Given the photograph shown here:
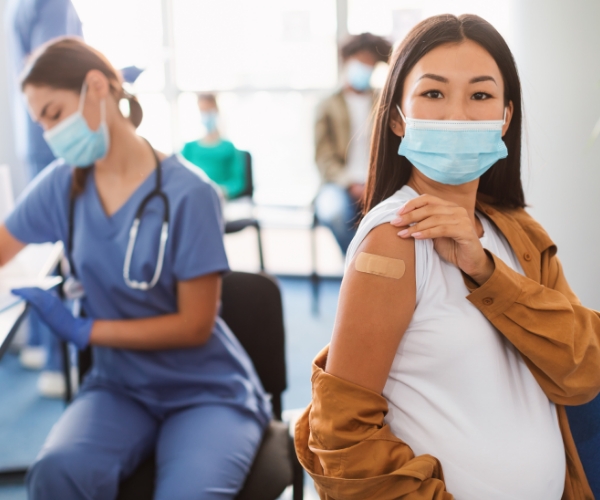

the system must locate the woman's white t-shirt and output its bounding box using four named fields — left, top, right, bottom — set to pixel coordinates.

left=346, top=185, right=566, bottom=500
